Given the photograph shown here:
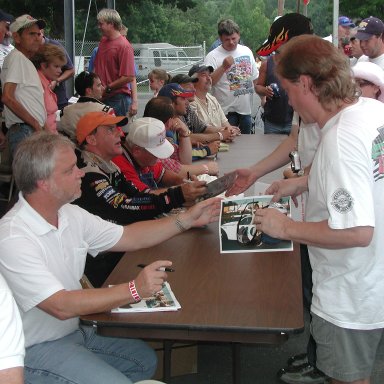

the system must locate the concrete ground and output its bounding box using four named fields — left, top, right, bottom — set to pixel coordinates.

left=168, top=309, right=384, bottom=384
